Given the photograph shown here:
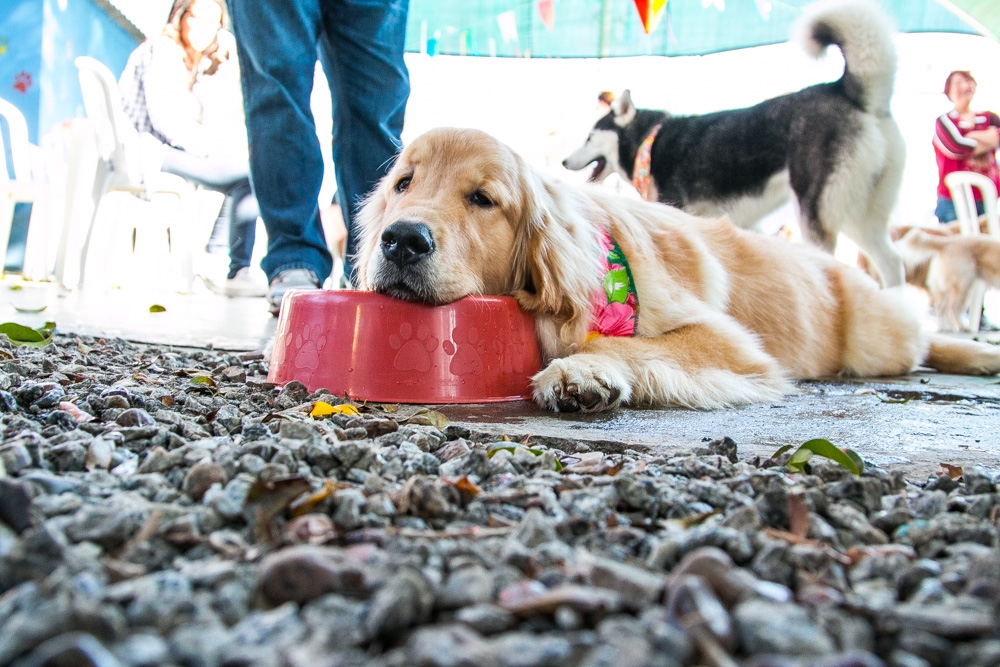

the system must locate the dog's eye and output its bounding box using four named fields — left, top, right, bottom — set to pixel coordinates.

left=469, top=190, right=494, bottom=208
left=394, top=177, right=411, bottom=193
